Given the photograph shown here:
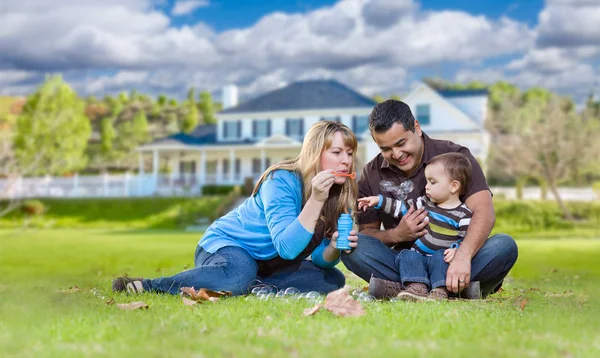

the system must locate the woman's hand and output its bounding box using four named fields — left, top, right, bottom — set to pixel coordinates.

left=310, top=169, right=336, bottom=202
left=329, top=229, right=358, bottom=253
